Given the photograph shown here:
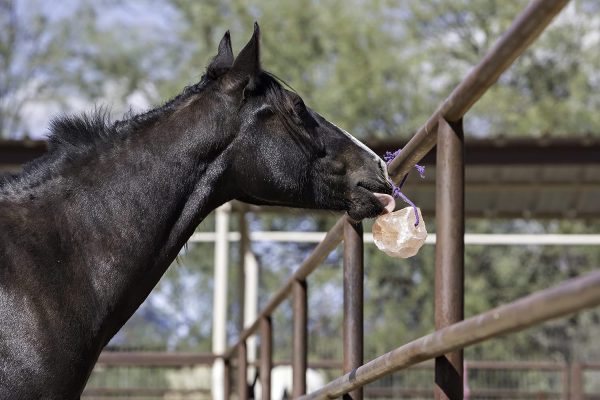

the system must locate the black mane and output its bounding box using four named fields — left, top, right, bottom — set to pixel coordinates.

left=0, top=78, right=213, bottom=193
left=48, top=78, right=211, bottom=154
left=1, top=71, right=296, bottom=193
left=45, top=71, right=293, bottom=156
